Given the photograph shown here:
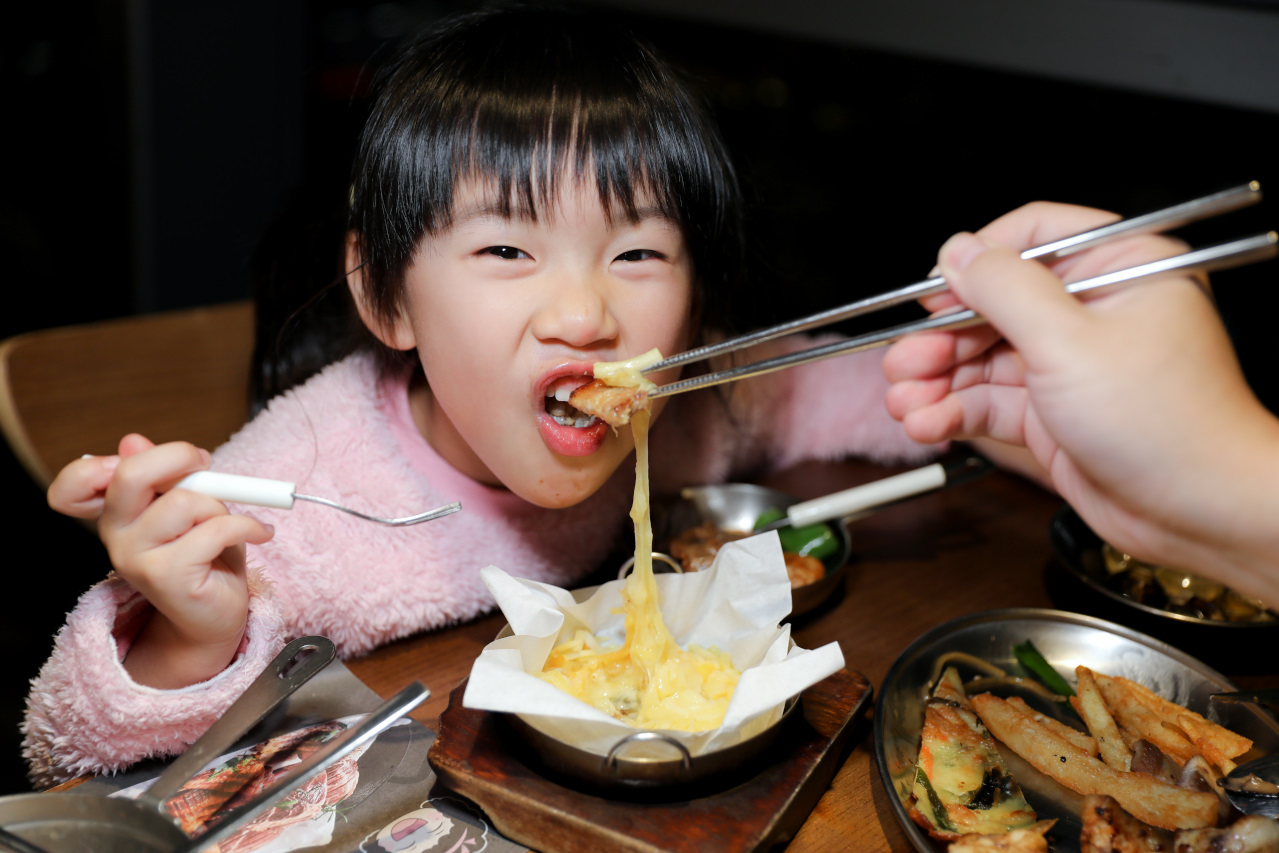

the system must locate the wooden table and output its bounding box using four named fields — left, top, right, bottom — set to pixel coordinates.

left=343, top=458, right=1274, bottom=852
